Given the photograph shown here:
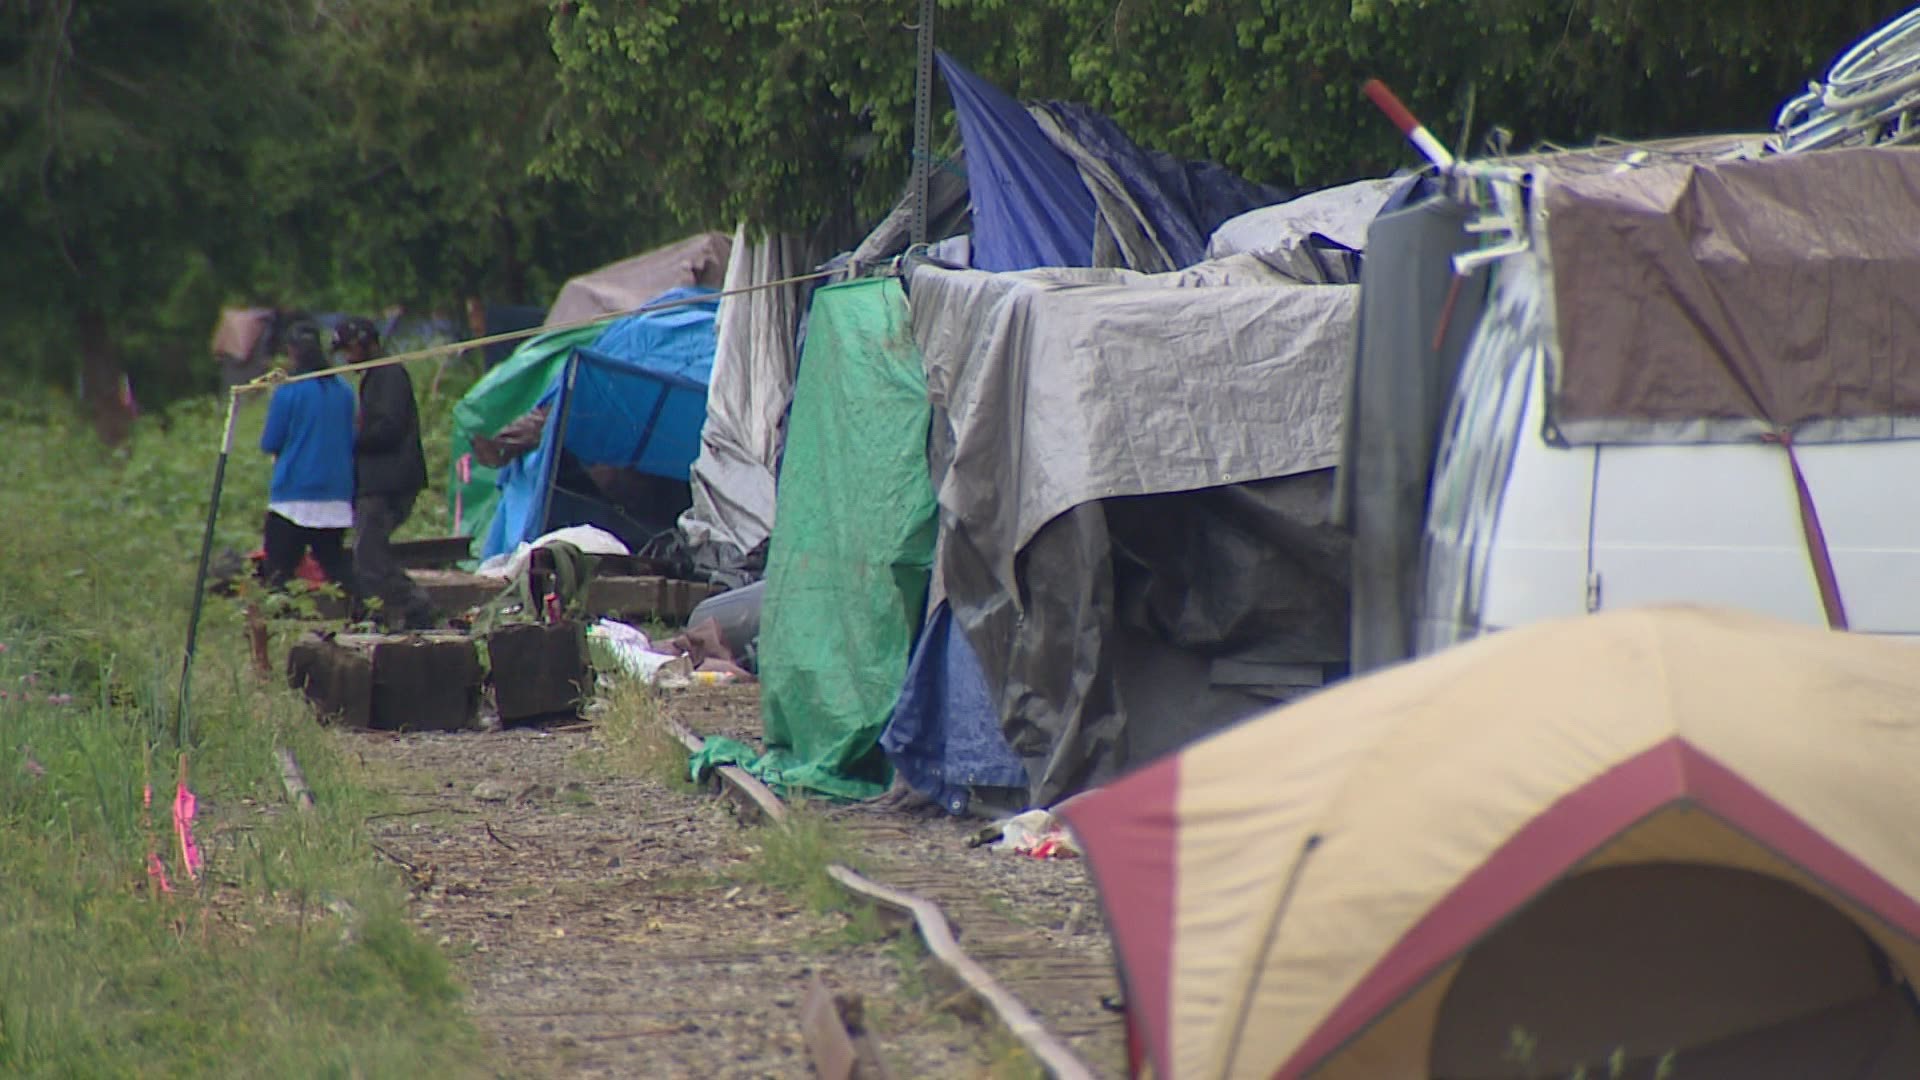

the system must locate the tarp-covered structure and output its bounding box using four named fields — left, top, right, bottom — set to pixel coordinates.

left=544, top=232, right=731, bottom=329
left=1531, top=145, right=1920, bottom=445
left=483, top=287, right=721, bottom=560
left=1063, top=605, right=1920, bottom=1079
left=906, top=260, right=1358, bottom=807
left=1329, top=136, right=1920, bottom=674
